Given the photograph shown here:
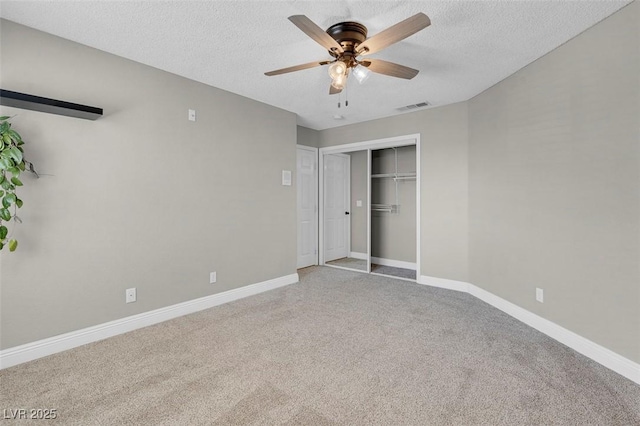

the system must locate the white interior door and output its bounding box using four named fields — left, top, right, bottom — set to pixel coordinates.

left=297, top=147, right=318, bottom=268
left=324, top=154, right=350, bottom=262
